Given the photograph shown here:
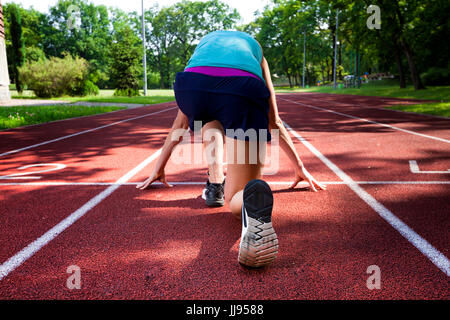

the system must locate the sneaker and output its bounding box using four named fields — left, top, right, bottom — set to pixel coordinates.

left=202, top=179, right=225, bottom=207
left=238, top=179, right=278, bottom=268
